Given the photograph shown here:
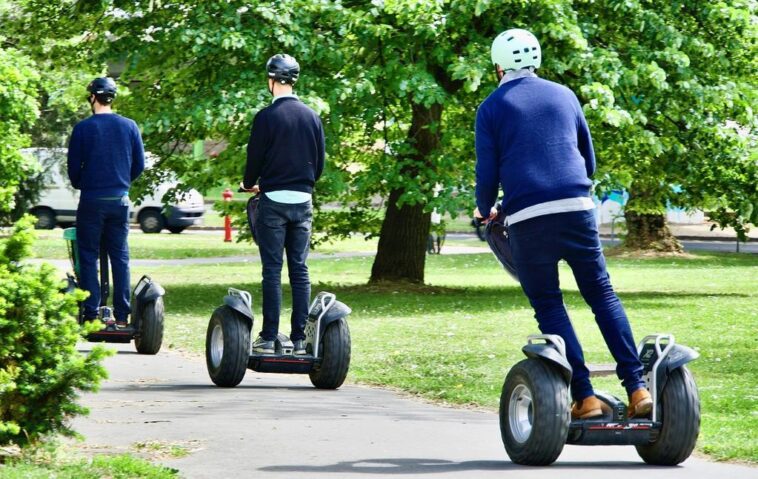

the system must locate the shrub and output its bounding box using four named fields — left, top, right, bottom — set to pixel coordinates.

left=0, top=216, right=111, bottom=446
